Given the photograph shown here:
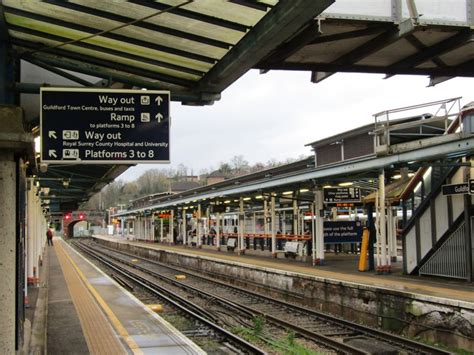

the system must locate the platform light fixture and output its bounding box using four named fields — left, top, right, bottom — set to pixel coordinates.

left=323, top=185, right=332, bottom=189
left=338, top=182, right=353, bottom=187
left=243, top=197, right=251, bottom=201
left=34, top=136, right=40, bottom=155
left=224, top=200, right=231, bottom=204
left=392, top=174, right=402, bottom=180
left=299, top=188, right=309, bottom=193
left=255, top=195, right=263, bottom=199
left=282, top=191, right=293, bottom=195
